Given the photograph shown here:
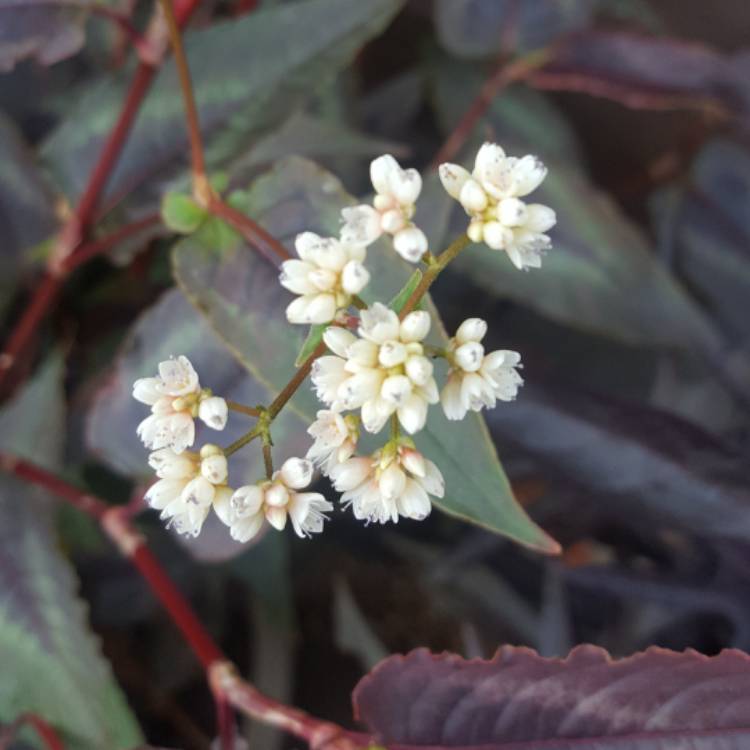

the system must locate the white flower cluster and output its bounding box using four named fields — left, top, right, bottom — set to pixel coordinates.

left=135, top=145, right=552, bottom=541
left=312, top=304, right=438, bottom=435
left=278, top=146, right=543, bottom=527
left=133, top=356, right=330, bottom=542
left=341, top=154, right=428, bottom=263
left=133, top=355, right=228, bottom=453
left=440, top=142, right=556, bottom=270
